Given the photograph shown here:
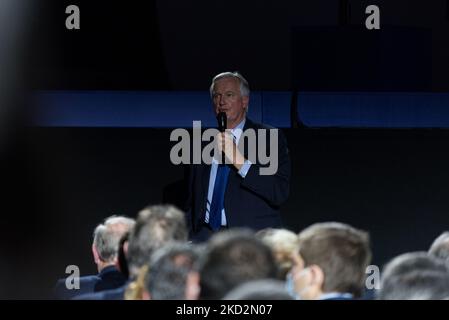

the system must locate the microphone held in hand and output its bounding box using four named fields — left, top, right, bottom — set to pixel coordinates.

left=217, top=112, right=227, bottom=132
left=217, top=112, right=227, bottom=164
